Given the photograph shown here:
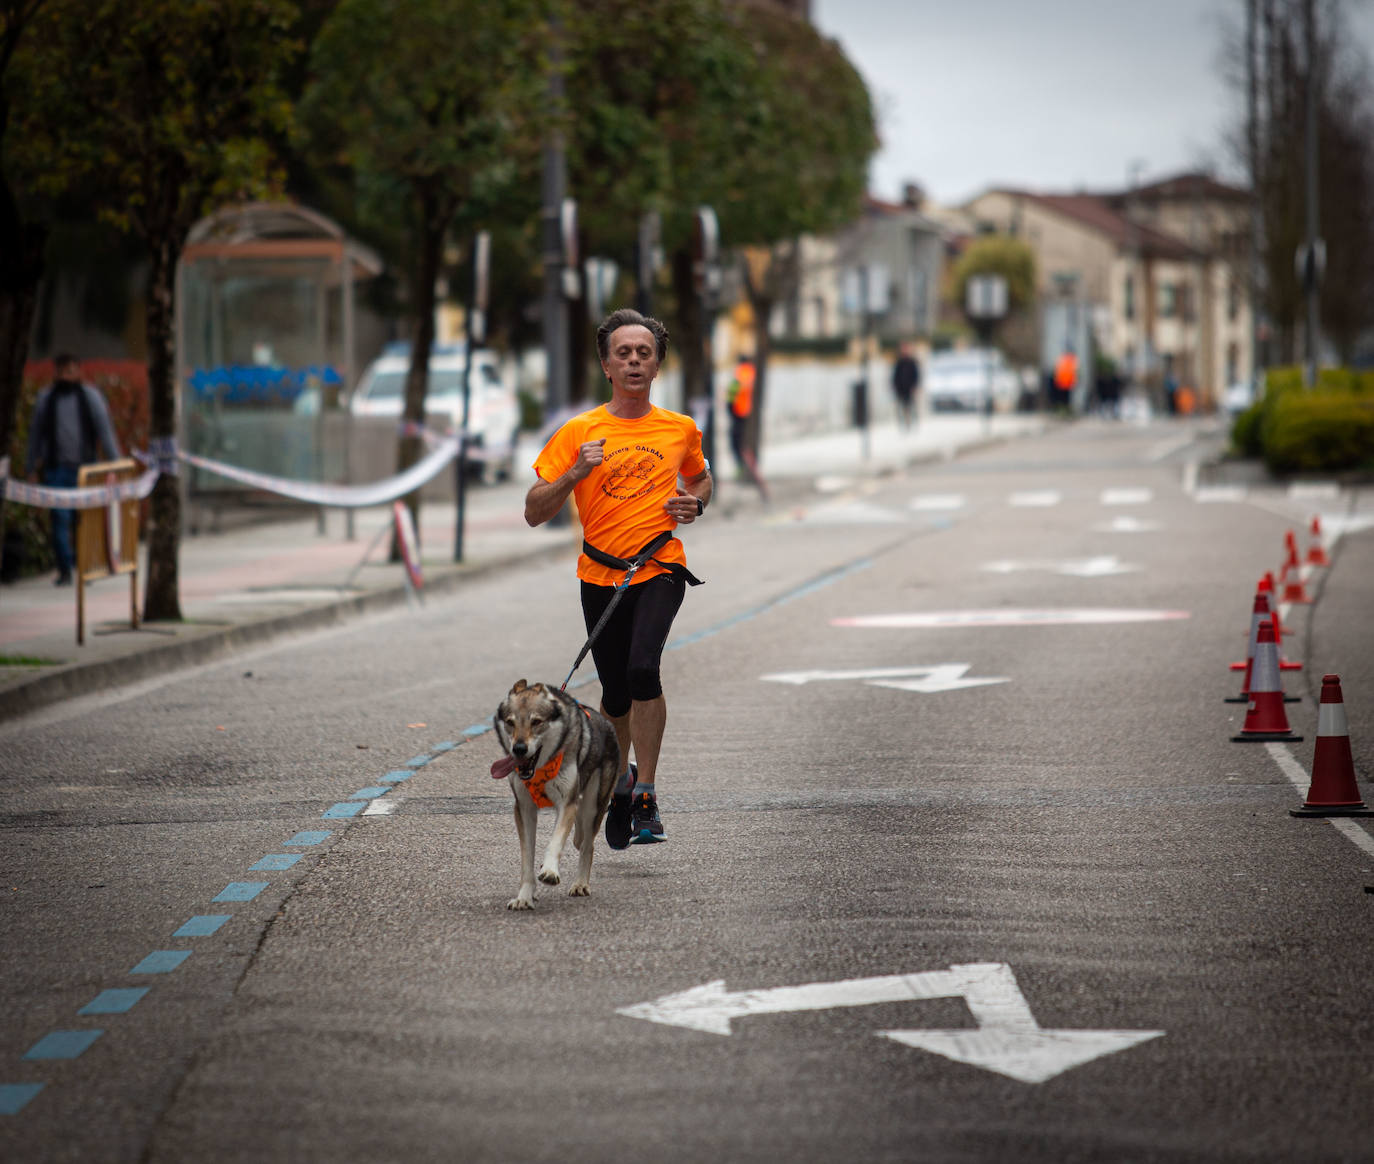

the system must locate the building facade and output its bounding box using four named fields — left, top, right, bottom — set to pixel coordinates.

left=963, top=173, right=1254, bottom=407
